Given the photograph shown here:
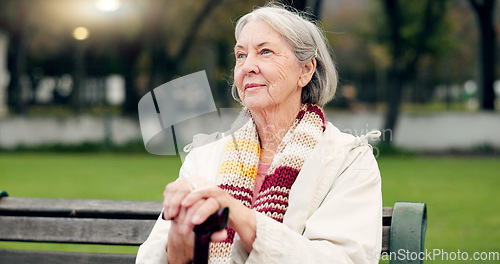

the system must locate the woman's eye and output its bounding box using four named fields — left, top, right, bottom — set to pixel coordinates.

left=236, top=53, right=246, bottom=59
left=261, top=49, right=272, bottom=55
